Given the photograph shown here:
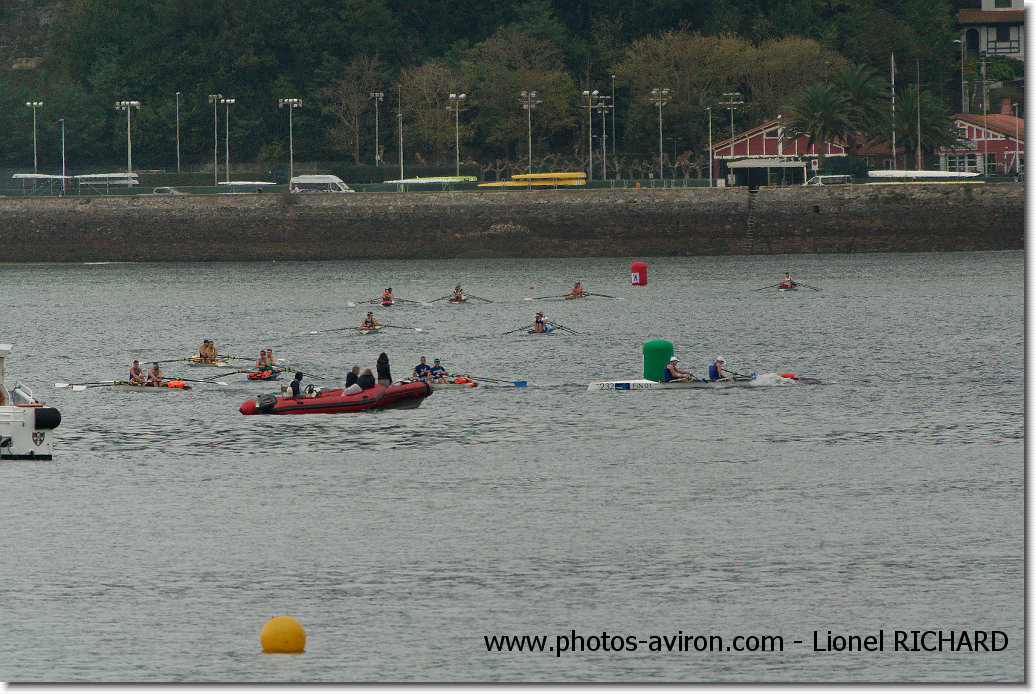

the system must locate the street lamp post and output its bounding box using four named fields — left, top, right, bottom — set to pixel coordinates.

left=649, top=88, right=670, bottom=182
left=279, top=98, right=301, bottom=182
left=59, top=118, right=65, bottom=195
left=397, top=86, right=404, bottom=182
left=114, top=100, right=141, bottom=175
left=594, top=96, right=612, bottom=181
left=175, top=91, right=181, bottom=173
left=207, top=94, right=222, bottom=184
left=611, top=74, right=616, bottom=176
left=953, top=38, right=966, bottom=113
left=220, top=97, right=235, bottom=183
left=706, top=106, right=713, bottom=188
left=581, top=89, right=599, bottom=180
left=447, top=93, right=467, bottom=176
left=518, top=90, right=541, bottom=175
left=369, top=91, right=384, bottom=165
left=720, top=92, right=744, bottom=143
left=1013, top=102, right=1020, bottom=175
left=26, top=101, right=43, bottom=174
